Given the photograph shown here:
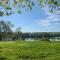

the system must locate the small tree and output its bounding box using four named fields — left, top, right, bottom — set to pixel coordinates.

left=12, top=27, right=22, bottom=40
